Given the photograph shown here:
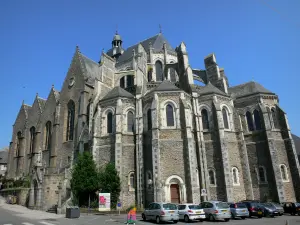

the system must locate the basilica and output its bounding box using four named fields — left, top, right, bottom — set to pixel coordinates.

left=6, top=31, right=300, bottom=211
